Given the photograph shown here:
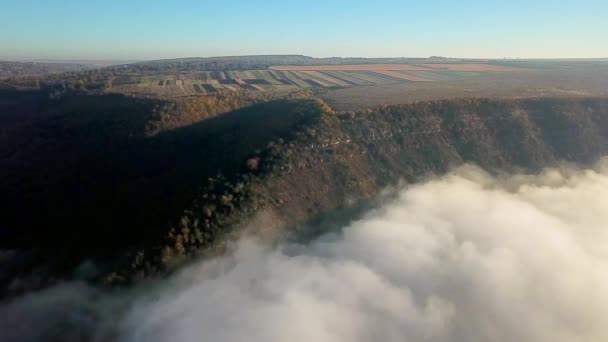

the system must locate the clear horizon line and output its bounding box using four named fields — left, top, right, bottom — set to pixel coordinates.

left=2, top=55, right=608, bottom=64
